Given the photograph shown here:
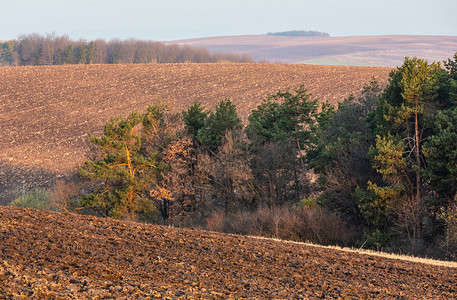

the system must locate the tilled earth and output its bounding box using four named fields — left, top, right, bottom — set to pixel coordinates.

left=0, top=63, right=391, bottom=203
left=0, top=206, right=456, bottom=299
